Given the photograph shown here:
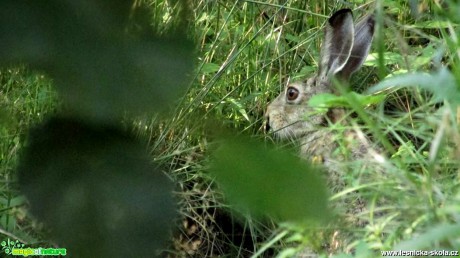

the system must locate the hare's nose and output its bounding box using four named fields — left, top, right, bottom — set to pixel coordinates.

left=265, top=116, right=271, bottom=132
